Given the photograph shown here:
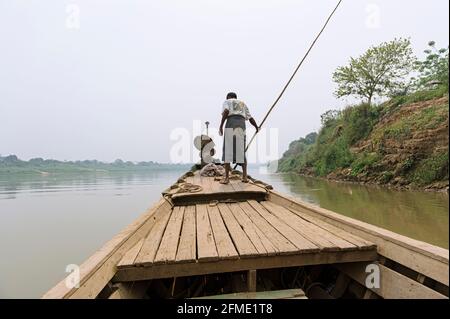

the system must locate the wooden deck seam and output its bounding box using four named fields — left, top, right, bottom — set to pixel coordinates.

left=134, top=208, right=173, bottom=266
left=247, top=200, right=320, bottom=252
left=261, top=201, right=357, bottom=252
left=123, top=200, right=376, bottom=269
left=238, top=201, right=298, bottom=255
left=285, top=206, right=376, bottom=250
left=217, top=203, right=259, bottom=257
left=197, top=204, right=219, bottom=262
